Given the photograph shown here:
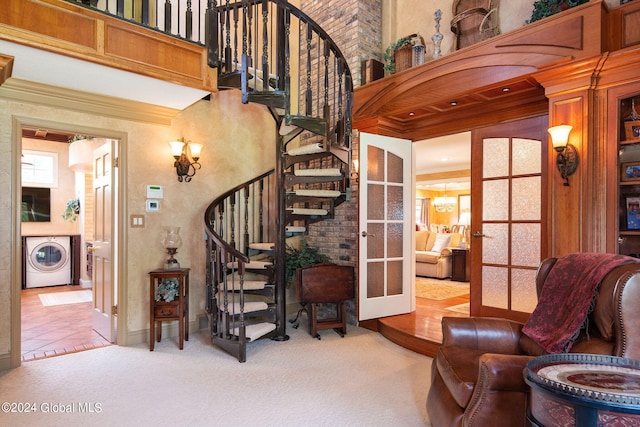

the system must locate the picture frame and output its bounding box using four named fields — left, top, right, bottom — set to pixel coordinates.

left=624, top=120, right=640, bottom=141
left=627, top=197, right=640, bottom=230
left=621, top=162, right=640, bottom=182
